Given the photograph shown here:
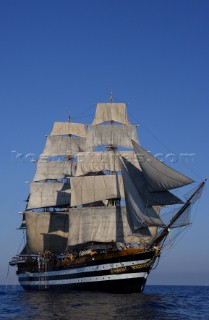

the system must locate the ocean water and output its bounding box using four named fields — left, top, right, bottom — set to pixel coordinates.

left=0, top=285, right=208, bottom=320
